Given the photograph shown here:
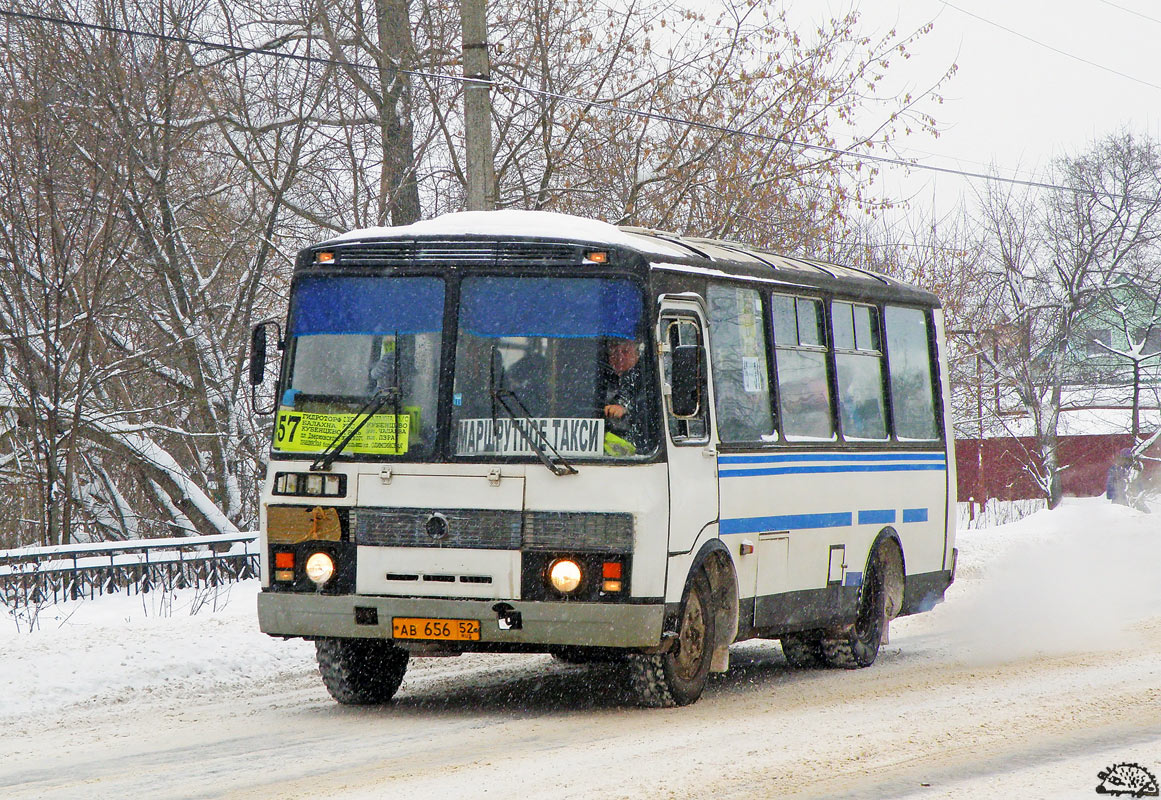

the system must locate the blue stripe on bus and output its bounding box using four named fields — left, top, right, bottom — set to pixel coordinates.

left=858, top=509, right=896, bottom=525
left=719, top=463, right=946, bottom=478
left=720, top=512, right=852, bottom=535
left=903, top=508, right=929, bottom=523
left=718, top=452, right=946, bottom=465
